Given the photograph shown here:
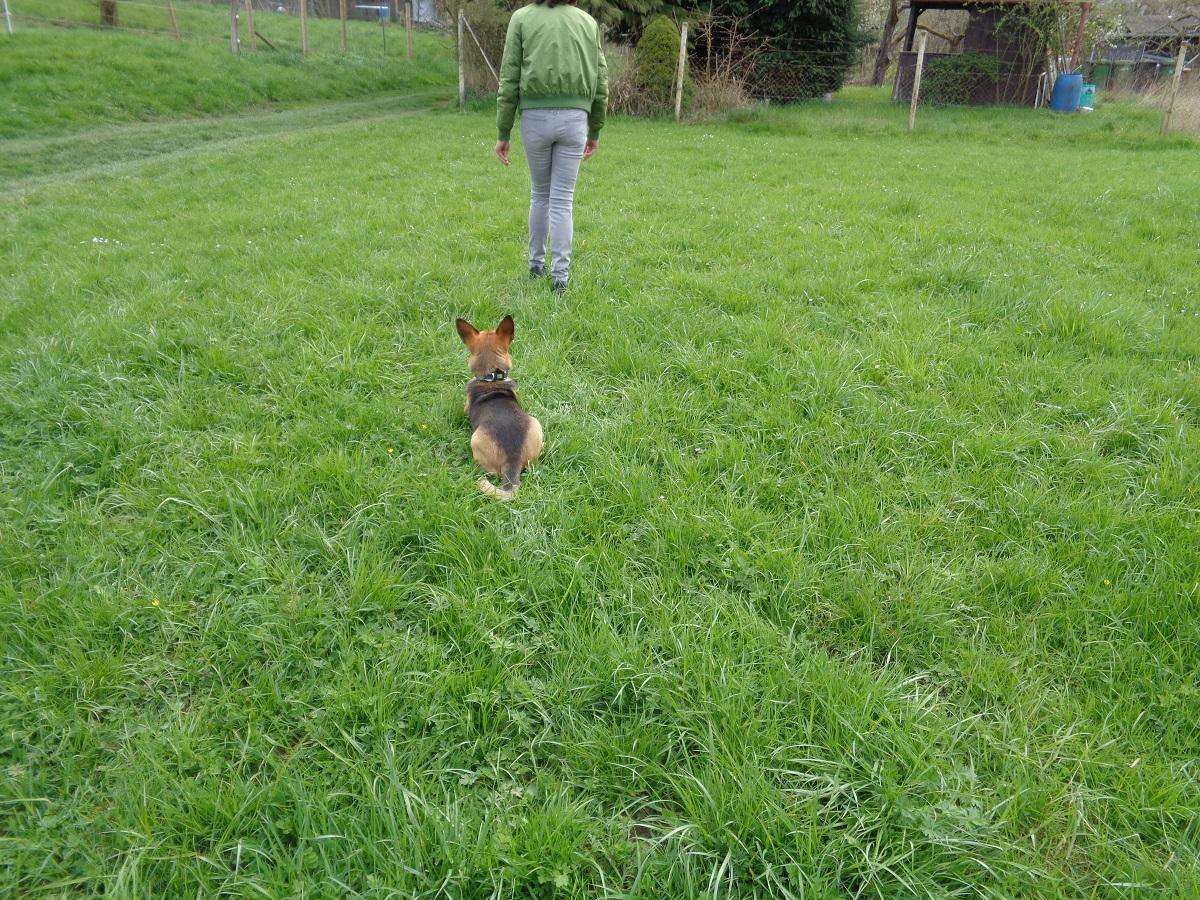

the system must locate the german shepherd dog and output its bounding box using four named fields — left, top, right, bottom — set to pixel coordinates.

left=456, top=315, right=544, bottom=500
